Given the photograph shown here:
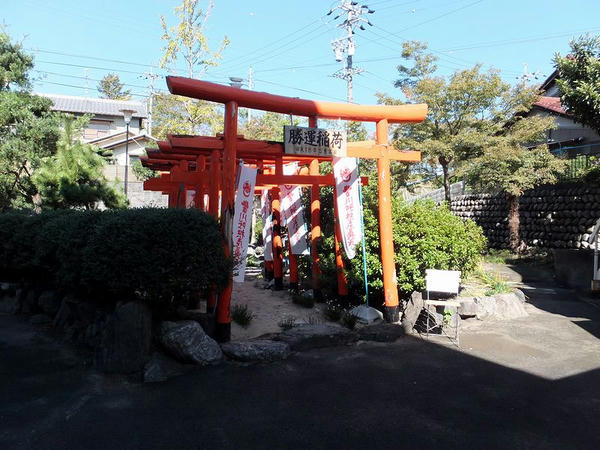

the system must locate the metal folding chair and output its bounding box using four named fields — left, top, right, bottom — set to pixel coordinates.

left=424, top=269, right=461, bottom=348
